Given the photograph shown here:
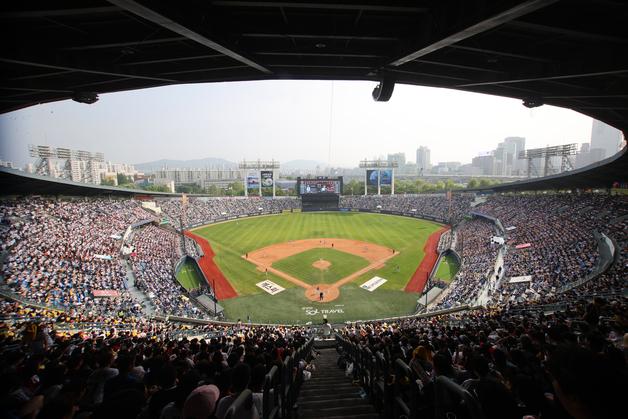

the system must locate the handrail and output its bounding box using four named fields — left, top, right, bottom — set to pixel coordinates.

left=262, top=365, right=279, bottom=419
left=224, top=389, right=254, bottom=419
